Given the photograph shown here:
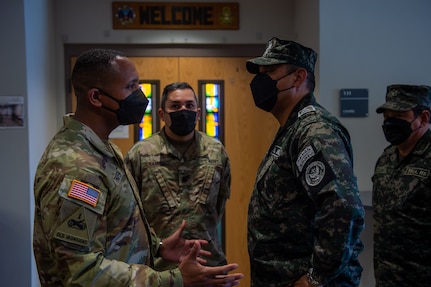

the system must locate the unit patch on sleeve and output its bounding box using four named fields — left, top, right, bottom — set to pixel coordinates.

left=296, top=145, right=315, bottom=172
left=68, top=180, right=100, bottom=207
left=305, top=161, right=326, bottom=186
left=302, top=152, right=335, bottom=193
left=54, top=206, right=91, bottom=247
